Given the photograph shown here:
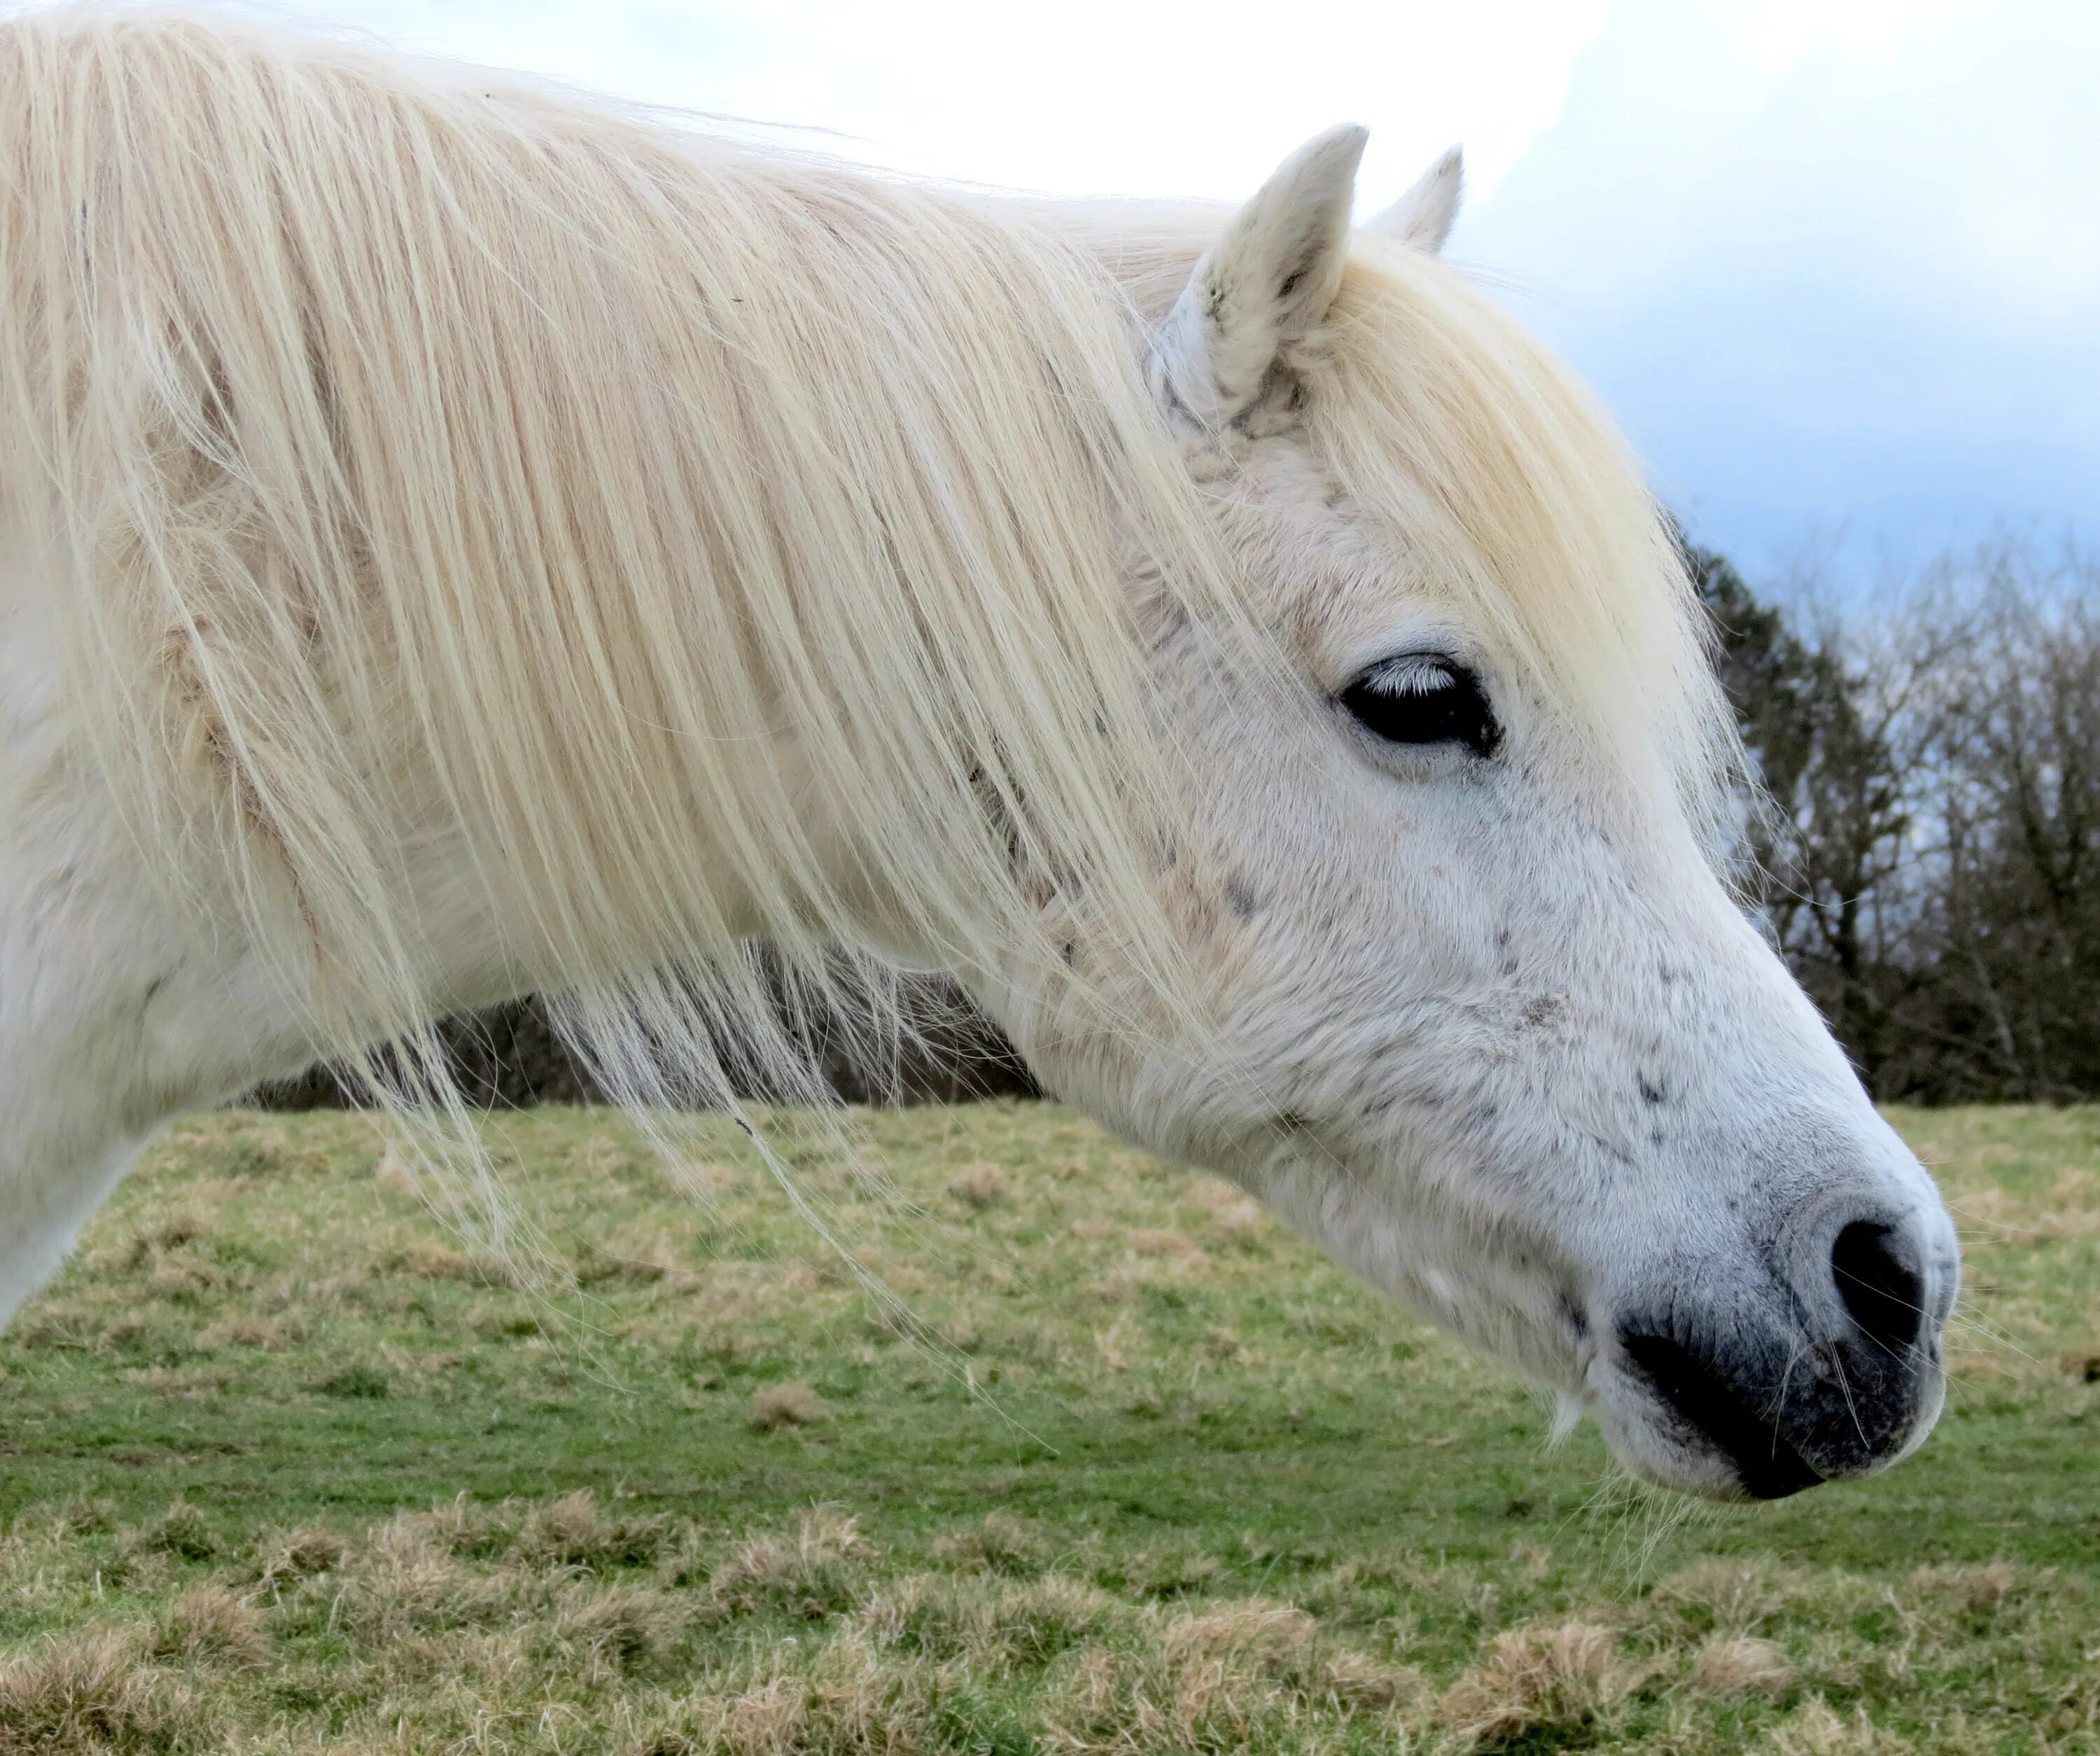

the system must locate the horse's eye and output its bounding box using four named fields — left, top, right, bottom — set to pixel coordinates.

left=1338, top=654, right=1500, bottom=758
